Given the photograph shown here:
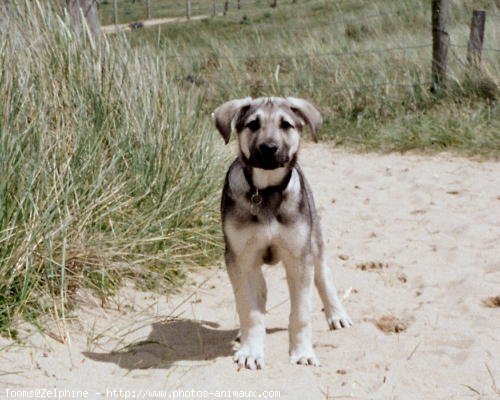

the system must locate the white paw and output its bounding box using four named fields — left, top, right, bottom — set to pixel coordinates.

left=233, top=344, right=264, bottom=370
left=290, top=348, right=320, bottom=367
left=326, top=307, right=353, bottom=330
